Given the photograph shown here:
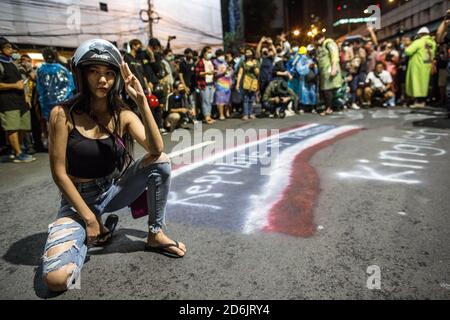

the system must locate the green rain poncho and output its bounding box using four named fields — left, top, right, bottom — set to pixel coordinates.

left=317, top=38, right=343, bottom=91
left=405, top=35, right=437, bottom=98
